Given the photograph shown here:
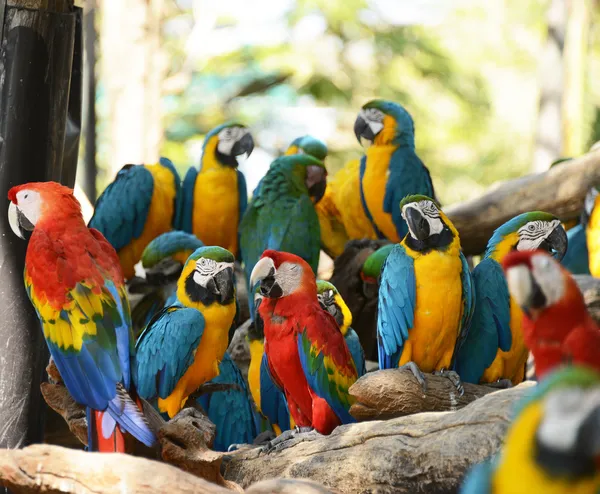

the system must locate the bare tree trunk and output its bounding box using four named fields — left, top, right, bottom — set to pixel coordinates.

left=99, top=0, right=165, bottom=180
left=532, top=0, right=567, bottom=172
